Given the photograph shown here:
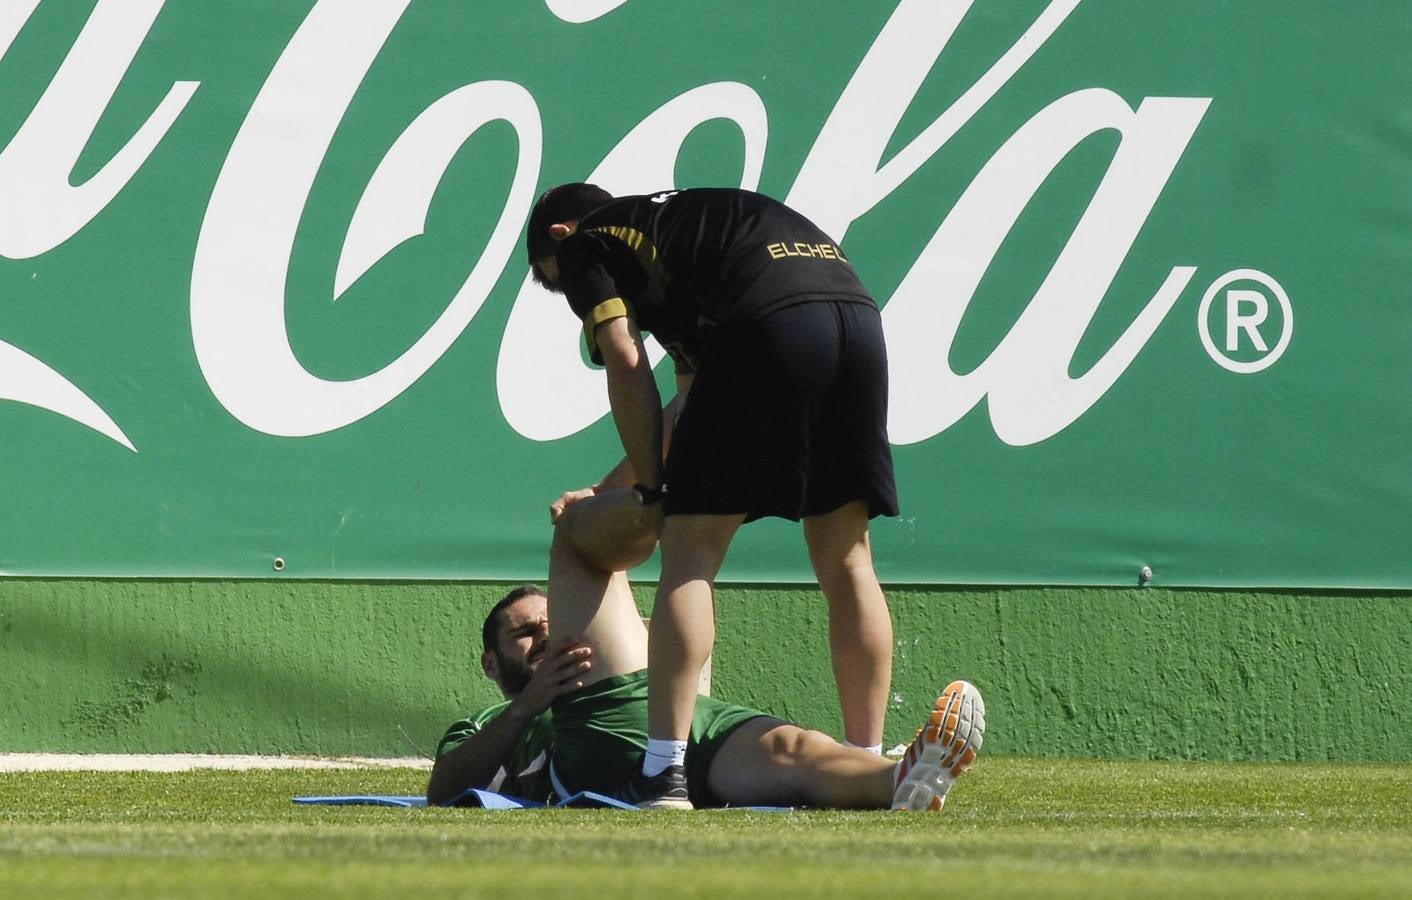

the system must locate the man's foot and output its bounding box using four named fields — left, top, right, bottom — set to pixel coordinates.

left=612, top=764, right=694, bottom=810
left=891, top=680, right=985, bottom=812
